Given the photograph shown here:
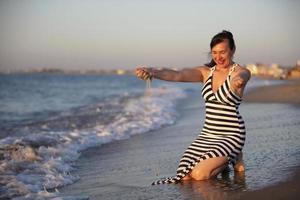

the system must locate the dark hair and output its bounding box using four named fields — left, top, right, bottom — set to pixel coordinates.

left=205, top=30, right=236, bottom=67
